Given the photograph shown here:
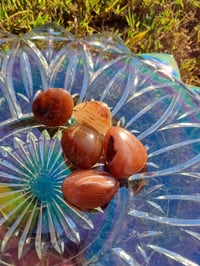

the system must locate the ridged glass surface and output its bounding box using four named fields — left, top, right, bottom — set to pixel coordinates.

left=0, top=23, right=200, bottom=266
